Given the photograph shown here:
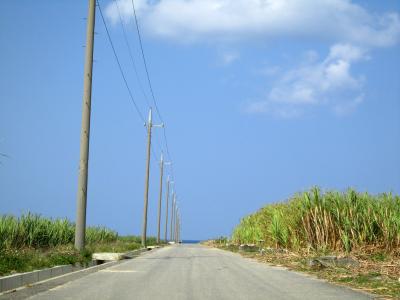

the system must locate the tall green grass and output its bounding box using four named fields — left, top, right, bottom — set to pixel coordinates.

left=0, top=213, right=118, bottom=249
left=232, top=188, right=400, bottom=253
